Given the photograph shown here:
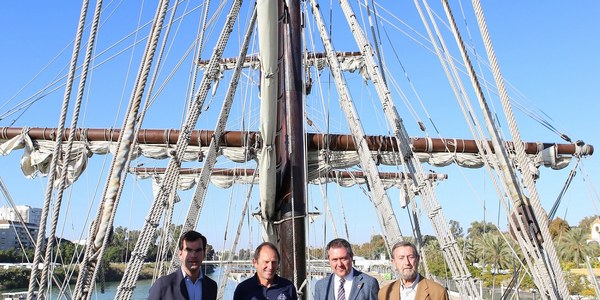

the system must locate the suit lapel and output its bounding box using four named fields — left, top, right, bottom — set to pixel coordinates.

left=415, top=275, right=428, bottom=300
left=391, top=280, right=401, bottom=300
left=327, top=274, right=336, bottom=300
left=178, top=271, right=190, bottom=300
